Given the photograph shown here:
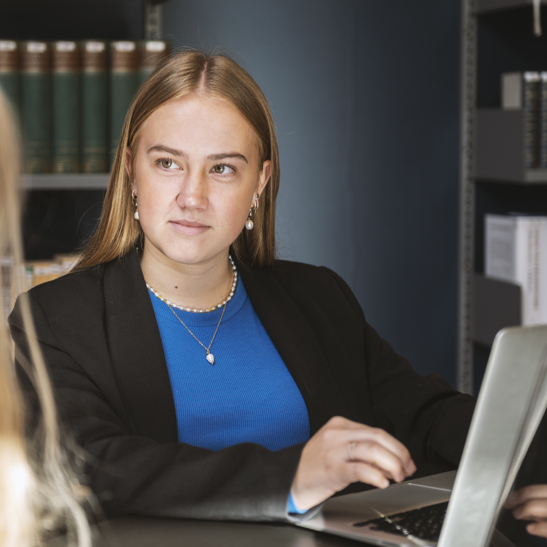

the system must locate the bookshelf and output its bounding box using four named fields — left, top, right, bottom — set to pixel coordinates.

left=478, top=0, right=547, bottom=12
left=0, top=0, right=167, bottom=259
left=23, top=175, right=109, bottom=191
left=459, top=0, right=547, bottom=395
